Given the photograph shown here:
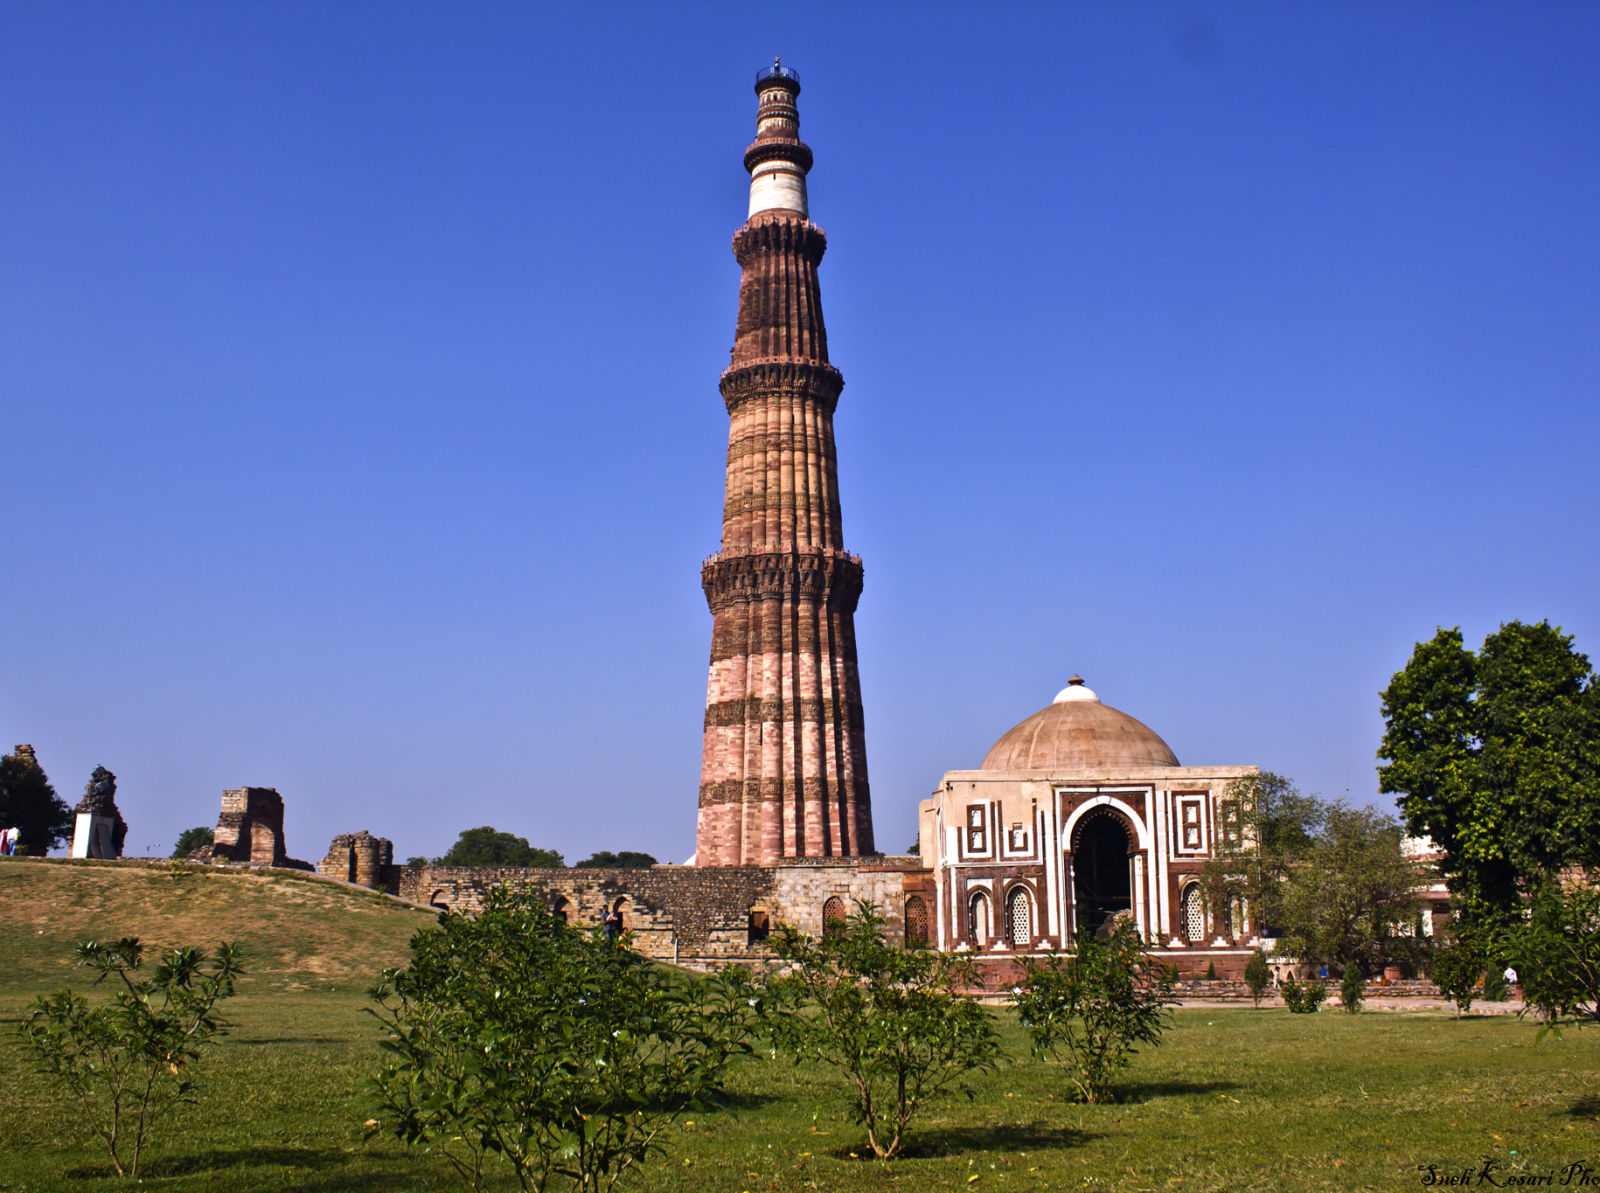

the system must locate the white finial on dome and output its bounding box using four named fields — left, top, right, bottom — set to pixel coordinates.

left=1052, top=675, right=1100, bottom=704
